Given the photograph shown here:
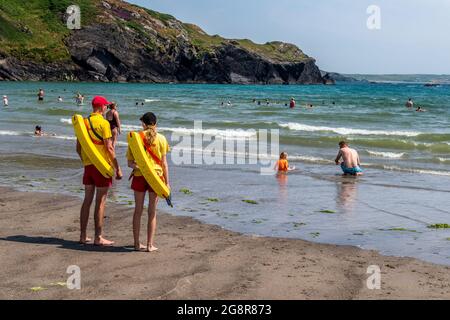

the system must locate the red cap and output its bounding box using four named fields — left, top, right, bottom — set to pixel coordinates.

left=92, top=96, right=111, bottom=108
